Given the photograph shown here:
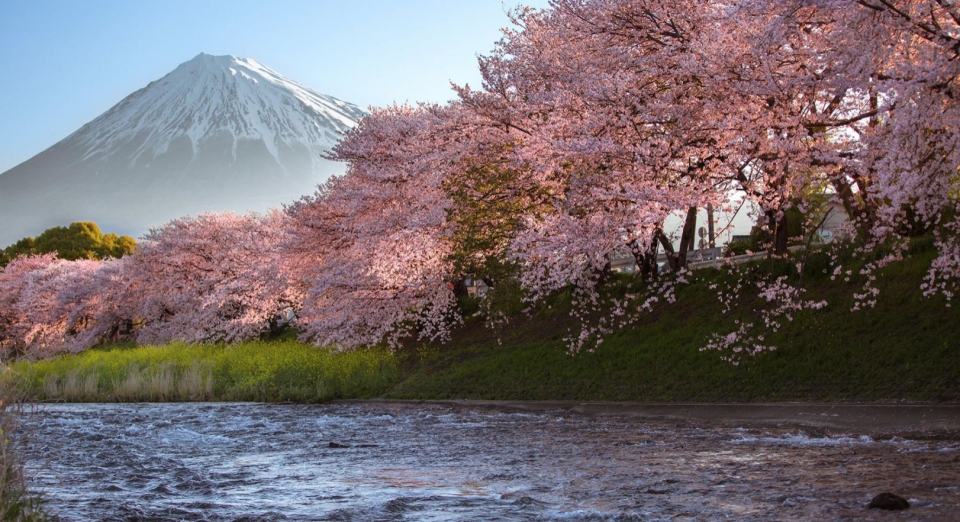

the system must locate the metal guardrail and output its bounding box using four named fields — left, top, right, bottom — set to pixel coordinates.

left=687, top=245, right=806, bottom=271
left=612, top=245, right=806, bottom=273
